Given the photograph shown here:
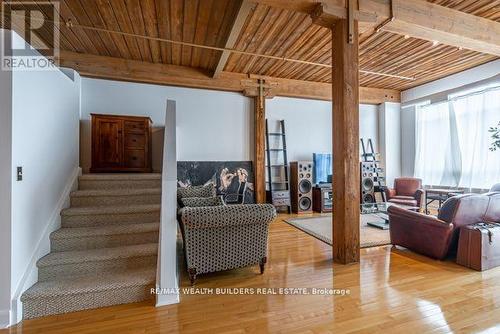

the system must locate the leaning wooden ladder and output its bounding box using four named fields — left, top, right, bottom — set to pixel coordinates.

left=265, top=119, right=291, bottom=213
